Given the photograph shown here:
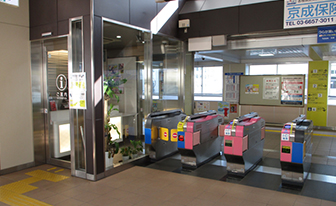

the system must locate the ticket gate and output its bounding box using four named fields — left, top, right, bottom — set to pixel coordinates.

left=221, top=112, right=265, bottom=175
left=177, top=110, right=224, bottom=168
left=280, top=115, right=313, bottom=186
left=145, top=109, right=187, bottom=160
